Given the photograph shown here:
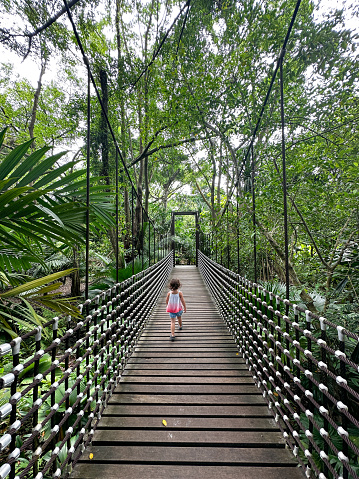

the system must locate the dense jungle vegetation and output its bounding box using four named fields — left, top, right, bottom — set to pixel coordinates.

left=0, top=0, right=358, bottom=338
left=0, top=0, right=358, bottom=475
